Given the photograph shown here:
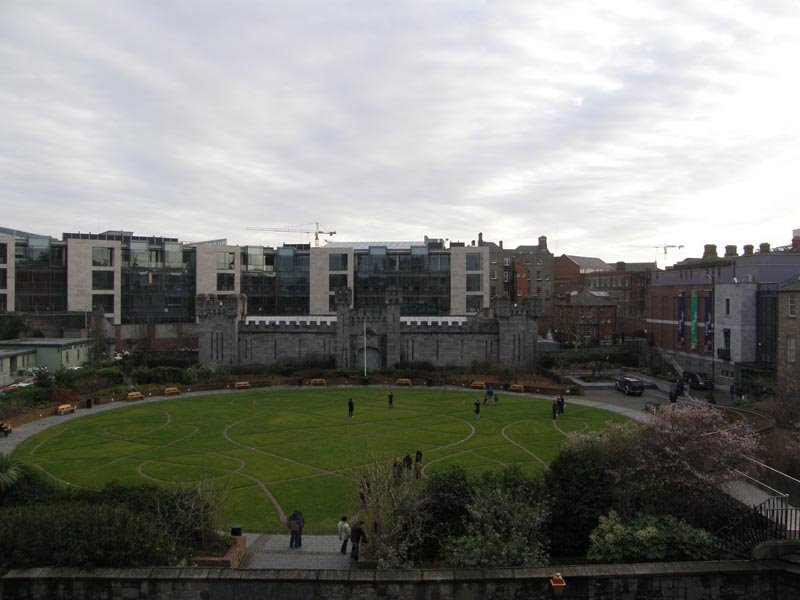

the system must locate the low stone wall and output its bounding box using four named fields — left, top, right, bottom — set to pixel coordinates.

left=1, top=560, right=797, bottom=600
